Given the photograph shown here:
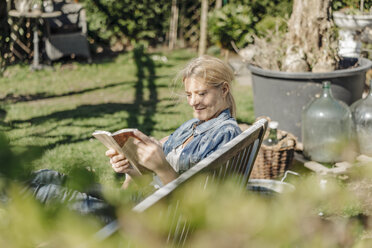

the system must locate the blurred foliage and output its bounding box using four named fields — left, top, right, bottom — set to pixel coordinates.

left=2, top=129, right=372, bottom=246
left=208, top=0, right=292, bottom=50
left=119, top=170, right=372, bottom=247
left=0, top=184, right=123, bottom=248
left=0, top=133, right=41, bottom=183
left=80, top=0, right=172, bottom=48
